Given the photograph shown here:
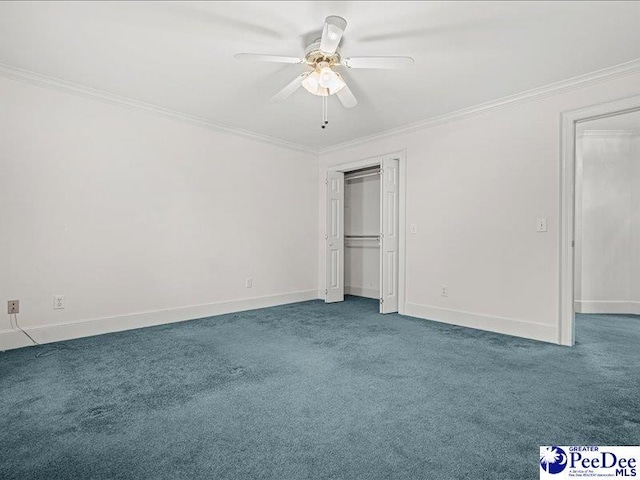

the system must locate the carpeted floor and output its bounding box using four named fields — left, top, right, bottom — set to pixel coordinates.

left=1, top=297, right=639, bottom=480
